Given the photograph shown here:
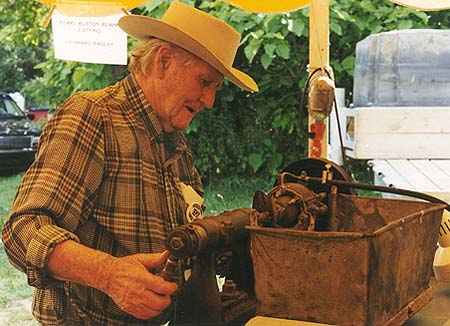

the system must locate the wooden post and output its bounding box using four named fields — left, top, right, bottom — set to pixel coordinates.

left=308, top=0, right=330, bottom=158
